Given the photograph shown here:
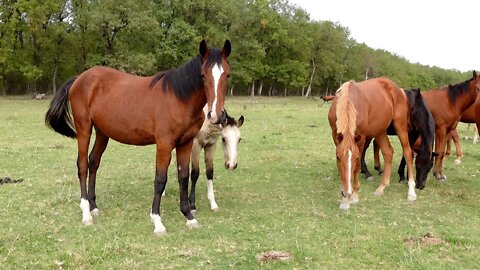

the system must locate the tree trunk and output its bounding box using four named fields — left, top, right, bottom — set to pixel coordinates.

left=250, top=81, right=255, bottom=96
left=305, top=58, right=316, bottom=97
left=257, top=80, right=263, bottom=96
left=284, top=87, right=287, bottom=97
left=229, top=85, right=234, bottom=96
